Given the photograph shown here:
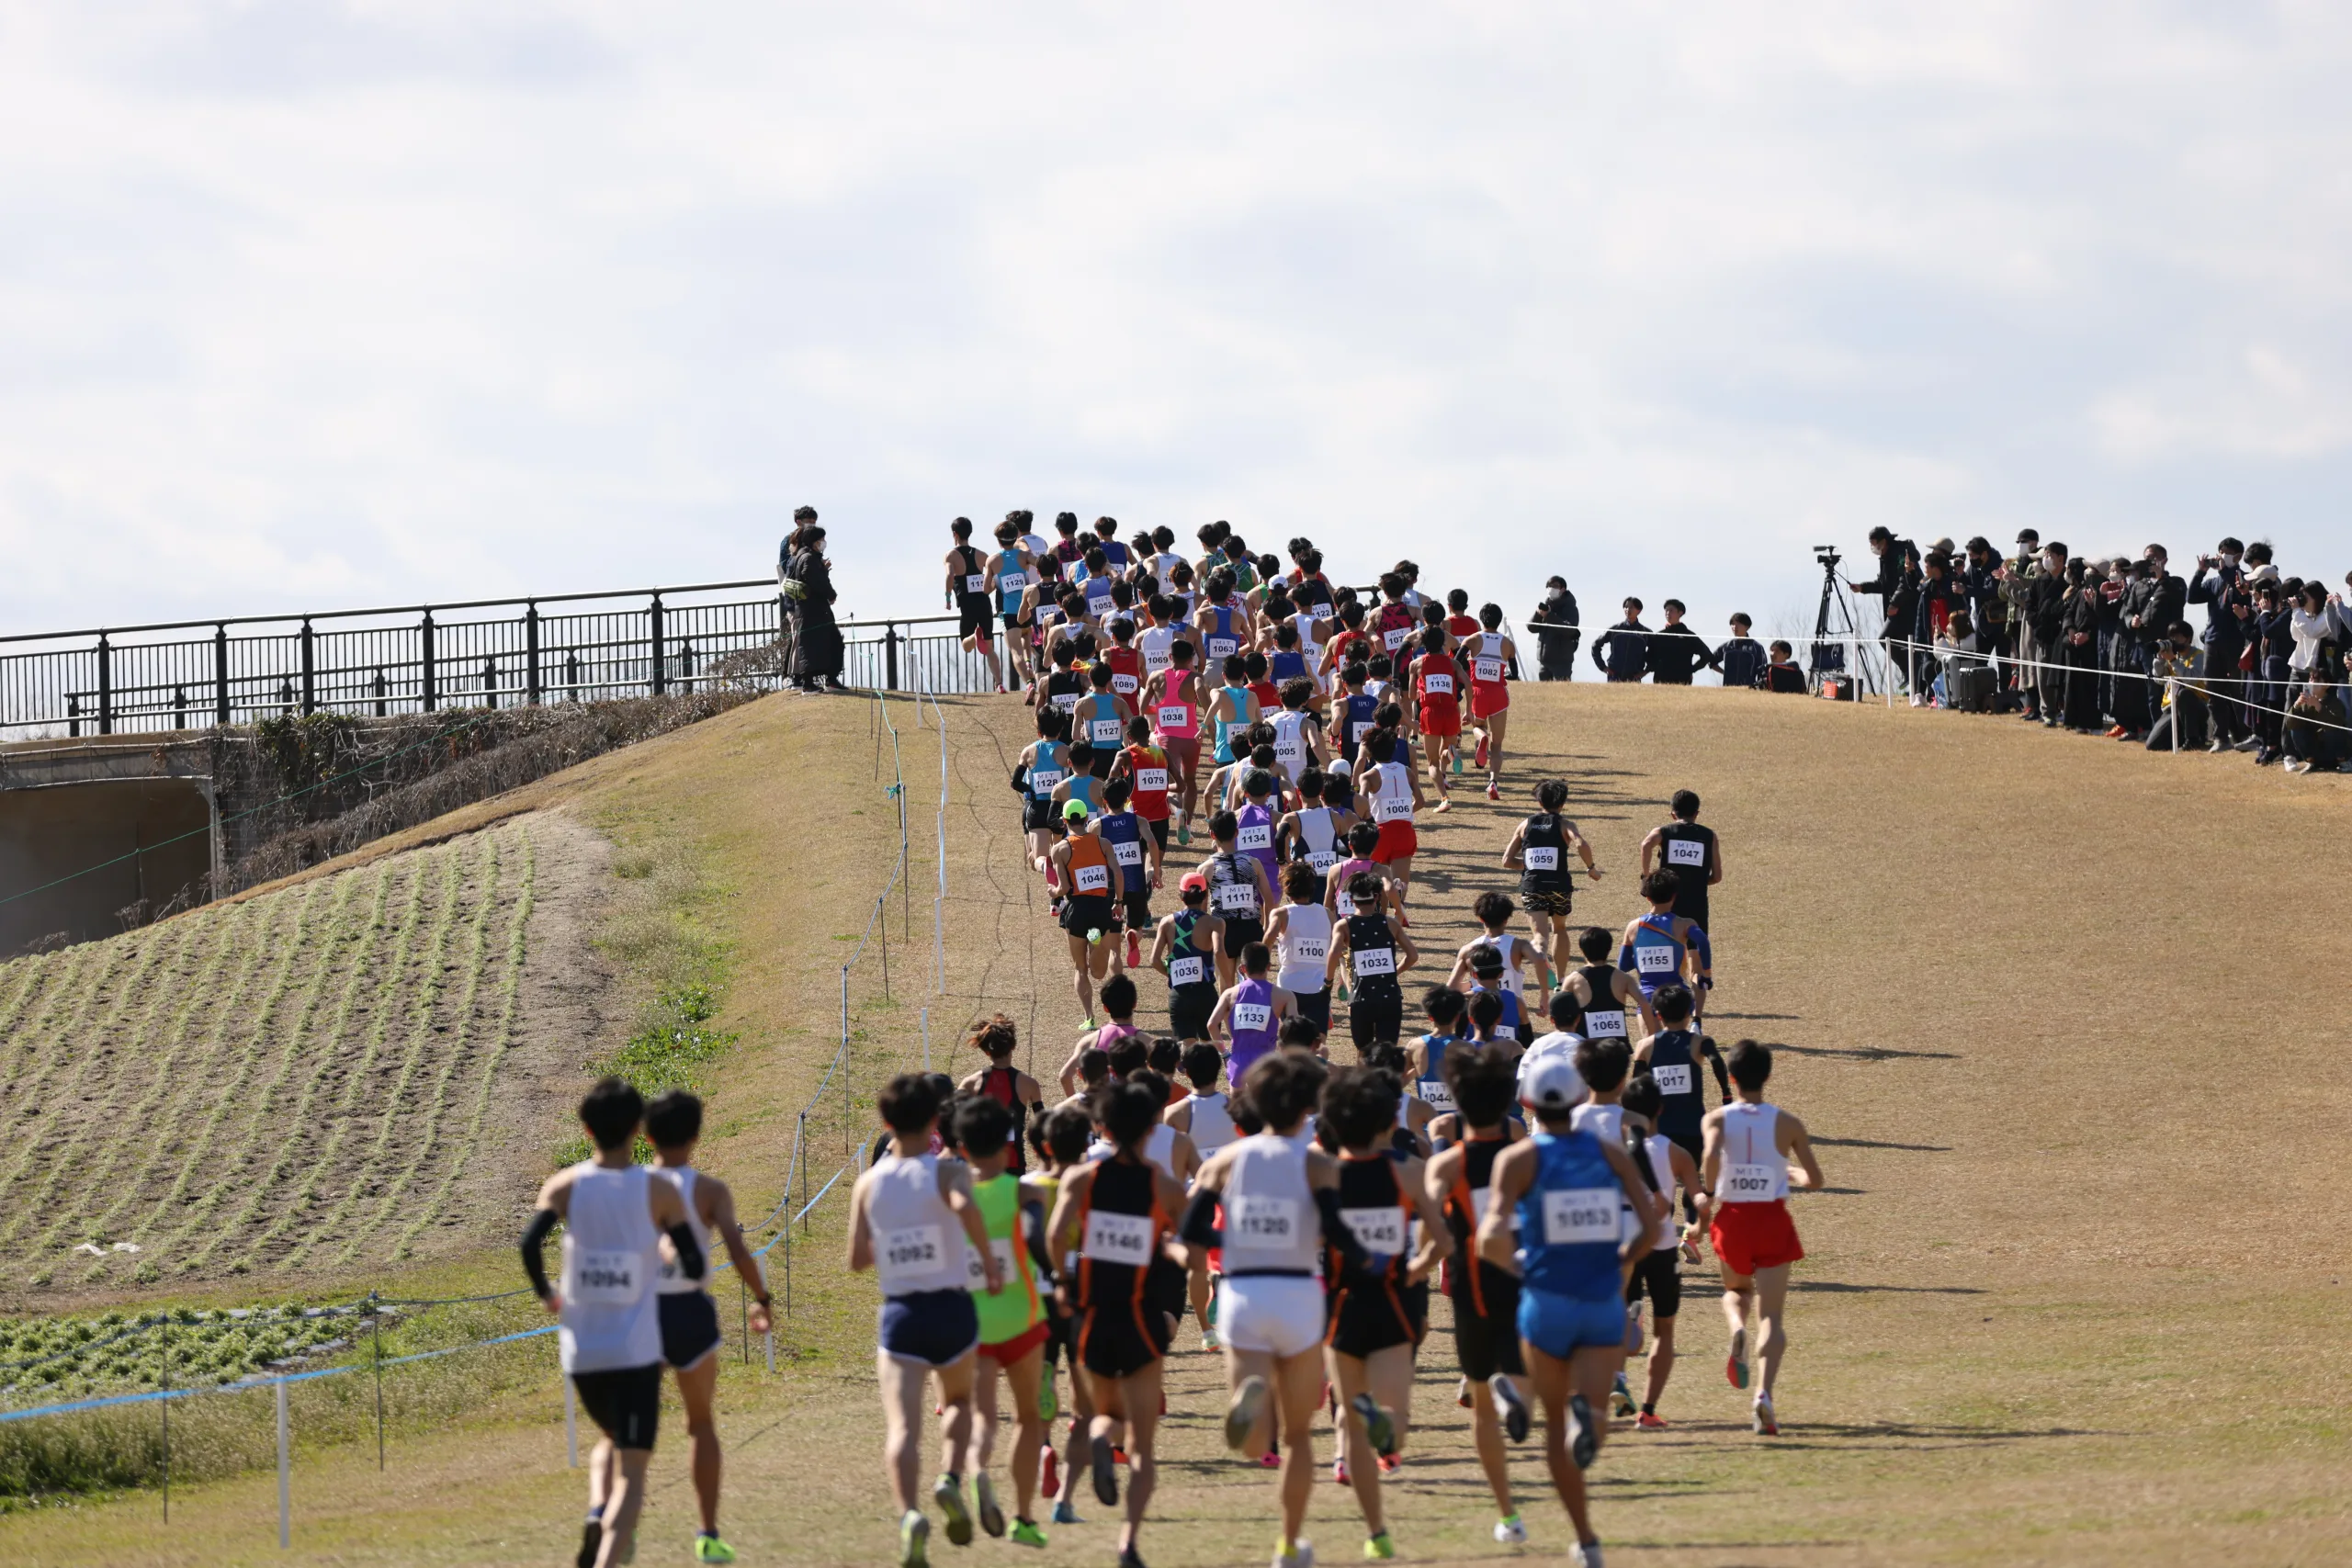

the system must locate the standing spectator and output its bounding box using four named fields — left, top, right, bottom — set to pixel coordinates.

left=1645, top=601, right=1713, bottom=685
left=2110, top=557, right=2160, bottom=739
left=2094, top=558, right=2129, bottom=721
left=1593, top=599, right=1651, bottom=682
left=781, top=514, right=843, bottom=693
left=1531, top=577, right=1580, bottom=680
left=2188, top=536, right=2249, bottom=750
left=1960, top=538, right=2006, bottom=674
left=1712, top=615, right=1768, bottom=690
left=2058, top=558, right=2103, bottom=732
left=2249, top=572, right=2293, bottom=764
left=1997, top=529, right=2043, bottom=716
left=1905, top=551, right=1954, bottom=707
left=1845, top=526, right=1918, bottom=678
left=2022, top=541, right=2070, bottom=727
